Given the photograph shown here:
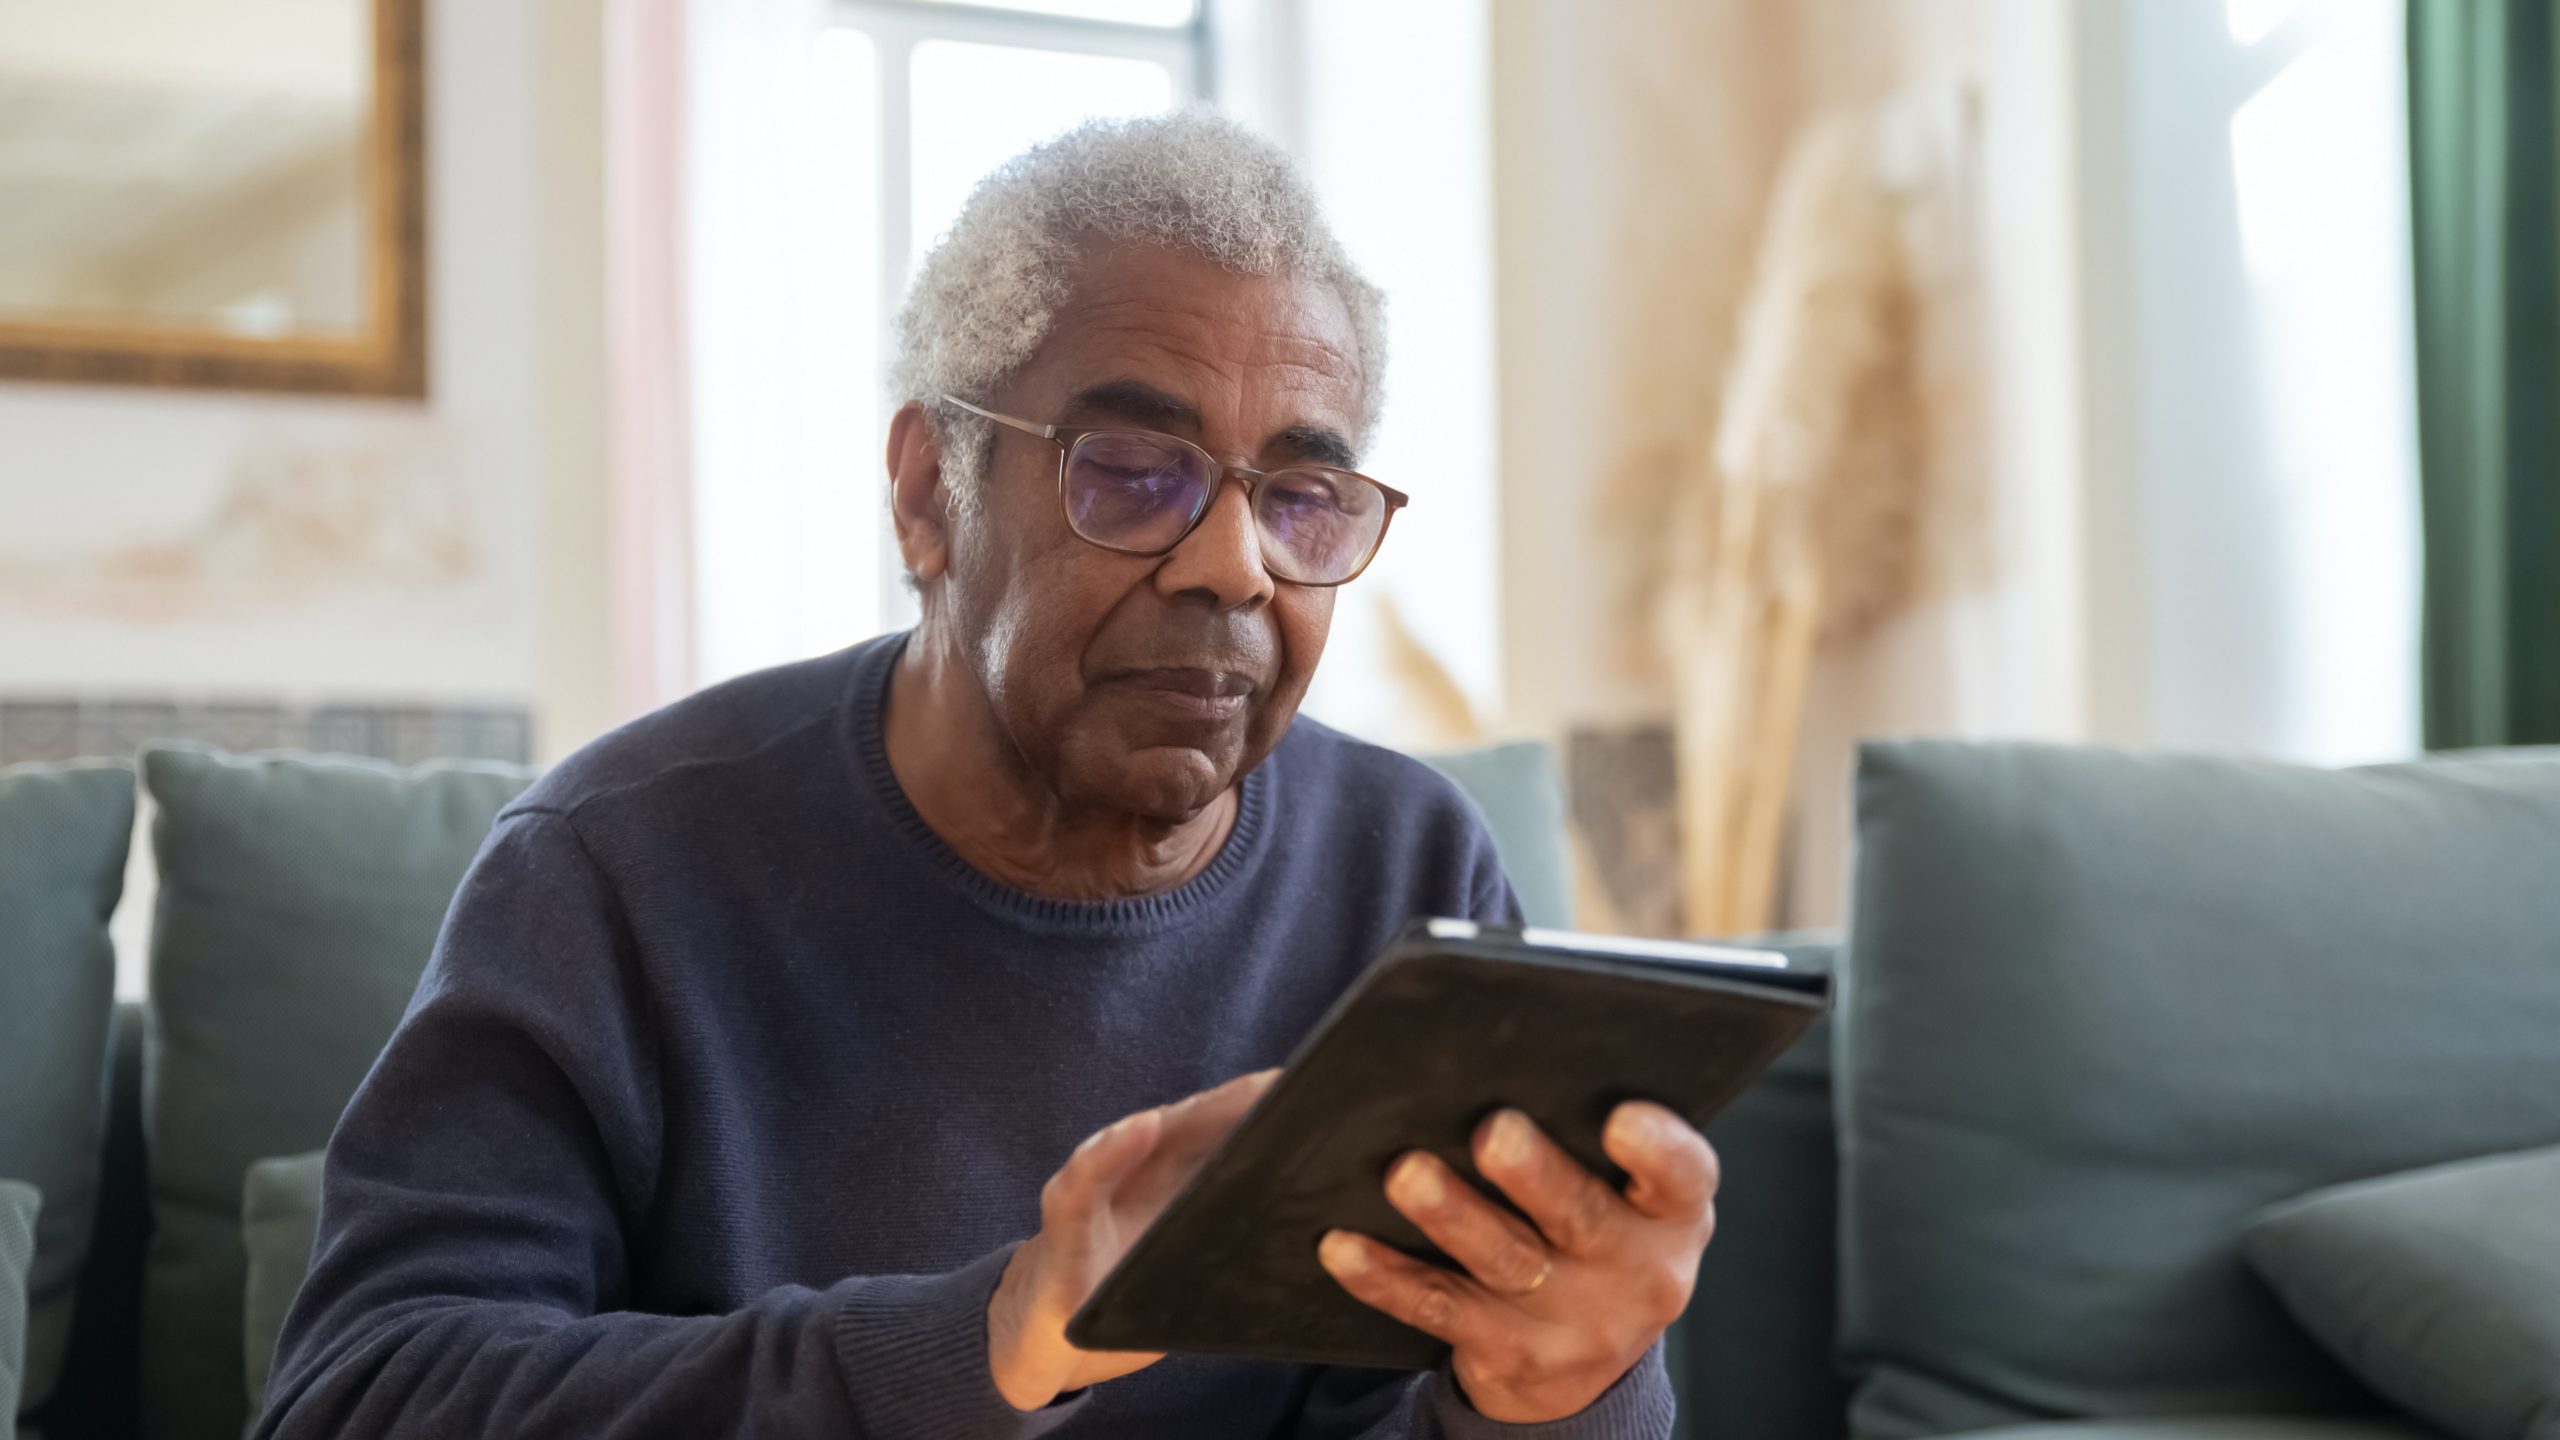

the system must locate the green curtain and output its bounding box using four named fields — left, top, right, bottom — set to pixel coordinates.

left=2408, top=0, right=2560, bottom=749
